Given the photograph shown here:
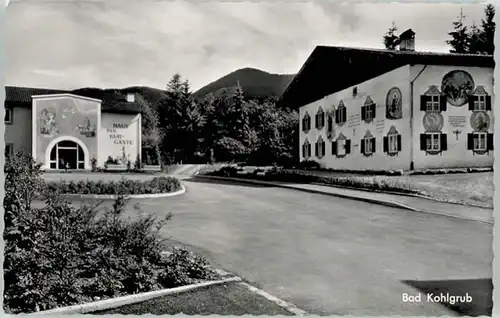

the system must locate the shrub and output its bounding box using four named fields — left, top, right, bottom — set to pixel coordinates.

left=4, top=153, right=216, bottom=314
left=209, top=165, right=239, bottom=177
left=91, top=156, right=98, bottom=172
left=297, top=160, right=321, bottom=170
left=105, top=156, right=119, bottom=165
left=133, top=154, right=142, bottom=171
left=45, top=177, right=182, bottom=195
